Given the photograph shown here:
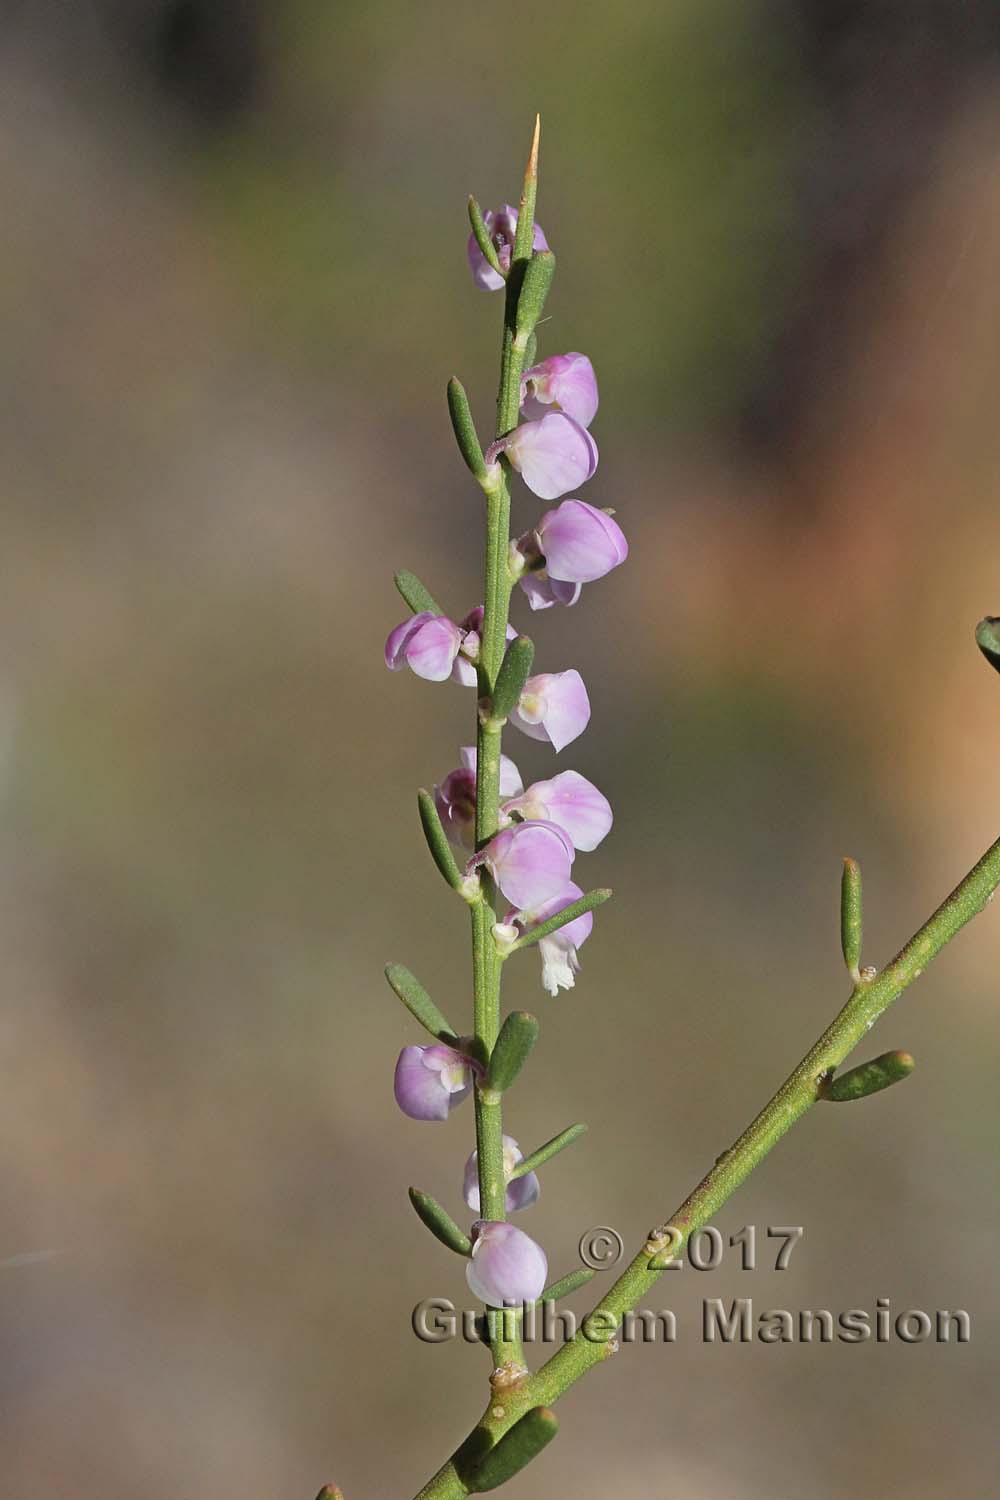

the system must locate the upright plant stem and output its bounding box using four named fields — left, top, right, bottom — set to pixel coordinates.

left=469, top=119, right=541, bottom=1370
left=417, top=831, right=1000, bottom=1498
